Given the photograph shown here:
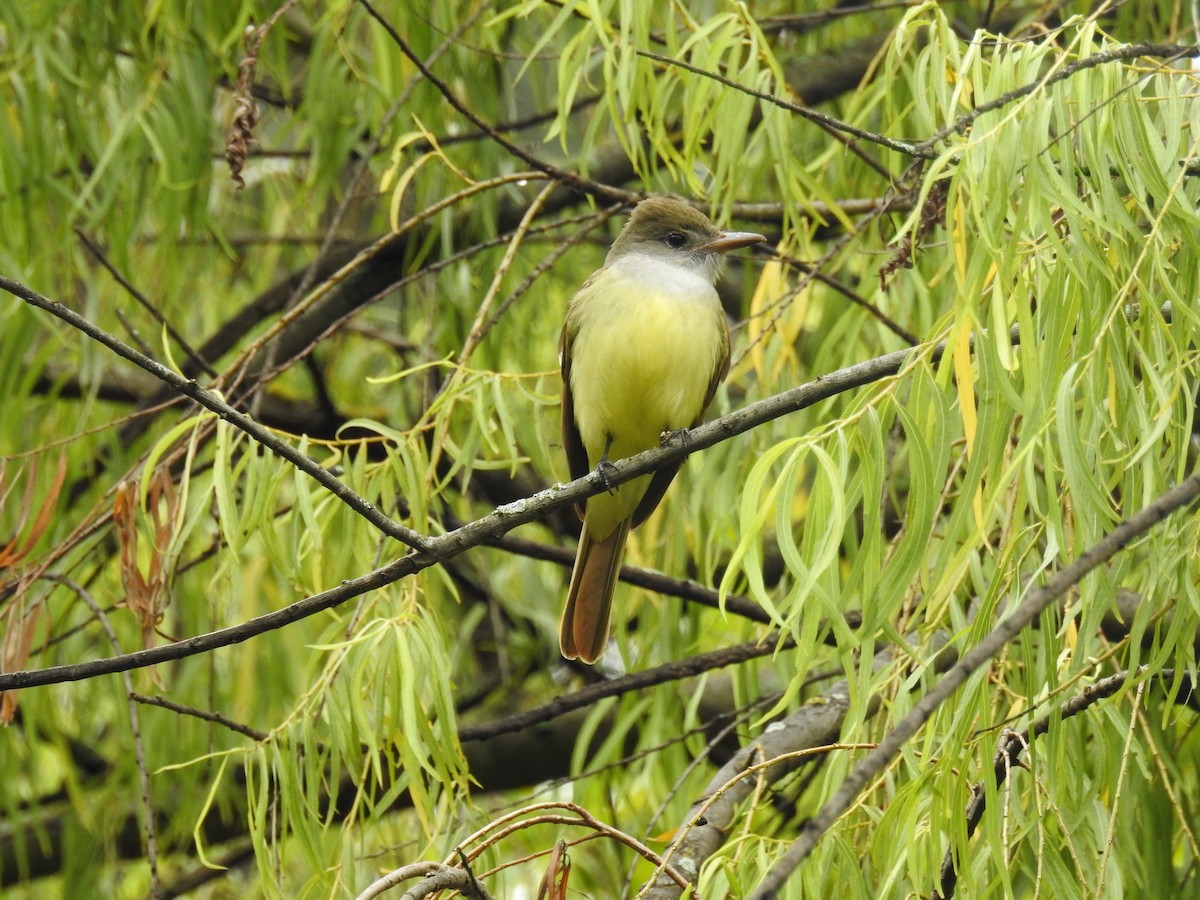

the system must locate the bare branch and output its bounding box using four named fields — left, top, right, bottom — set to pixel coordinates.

left=355, top=861, right=495, bottom=900
left=0, top=319, right=926, bottom=690
left=357, top=0, right=641, bottom=205
left=642, top=625, right=961, bottom=898
left=459, top=638, right=794, bottom=743
left=47, top=576, right=160, bottom=894
left=919, top=42, right=1199, bottom=149
left=130, top=693, right=268, bottom=742
left=0, top=274, right=430, bottom=551
left=634, top=47, right=931, bottom=160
